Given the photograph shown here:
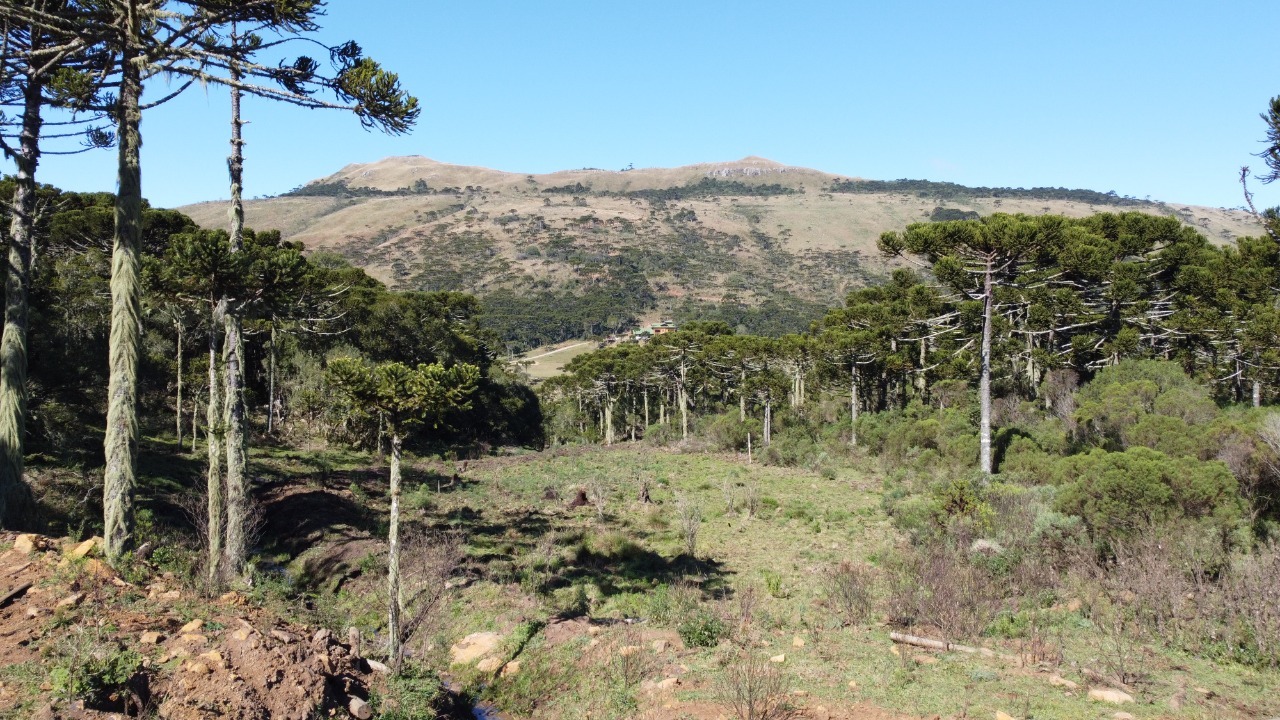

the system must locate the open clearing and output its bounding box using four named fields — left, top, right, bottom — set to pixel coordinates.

left=515, top=340, right=598, bottom=380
